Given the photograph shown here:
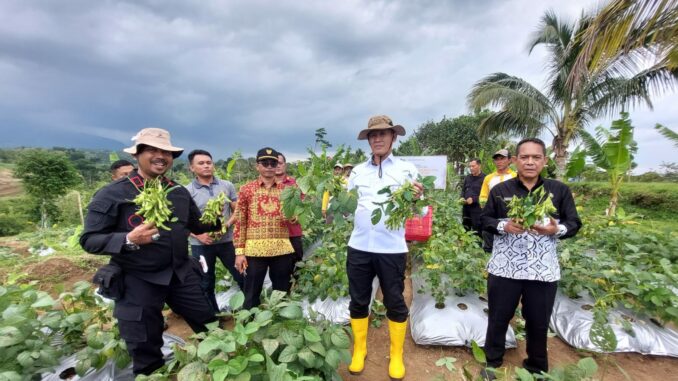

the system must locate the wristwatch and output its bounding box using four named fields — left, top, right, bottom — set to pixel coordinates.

left=124, top=234, right=140, bottom=251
